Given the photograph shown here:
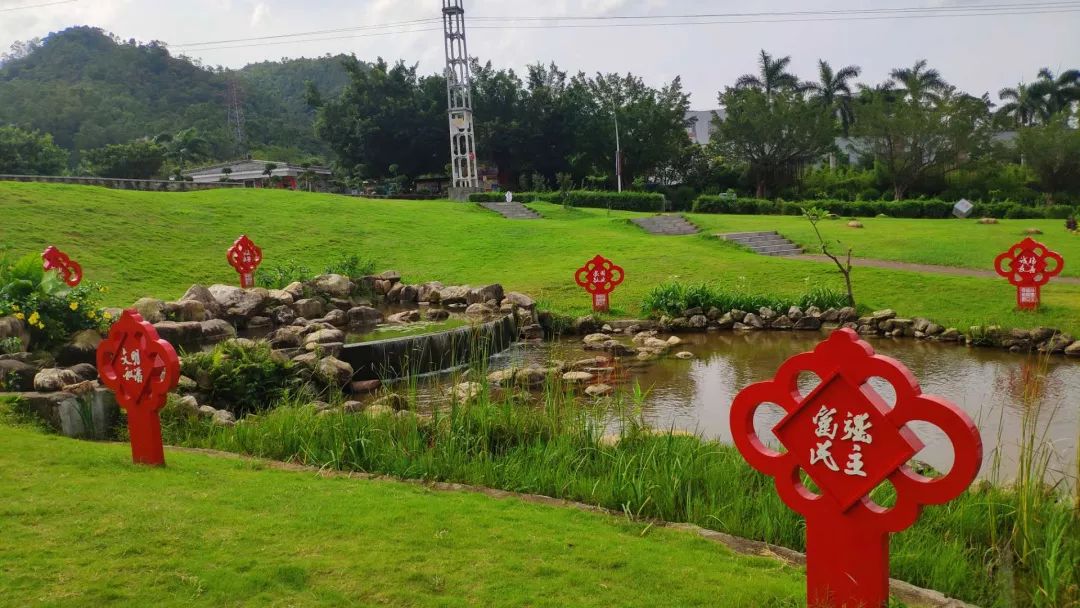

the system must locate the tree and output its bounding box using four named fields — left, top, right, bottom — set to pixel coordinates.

left=1015, top=113, right=1080, bottom=205
left=852, top=90, right=992, bottom=200
left=997, top=82, right=1049, bottom=127
left=1034, top=68, right=1080, bottom=116
left=0, top=125, right=68, bottom=175
left=736, top=50, right=803, bottom=98
left=155, top=128, right=211, bottom=173
left=81, top=139, right=165, bottom=179
left=889, top=59, right=950, bottom=105
left=807, top=60, right=861, bottom=135
left=220, top=167, right=233, bottom=182
left=805, top=207, right=855, bottom=307
left=711, top=88, right=836, bottom=198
